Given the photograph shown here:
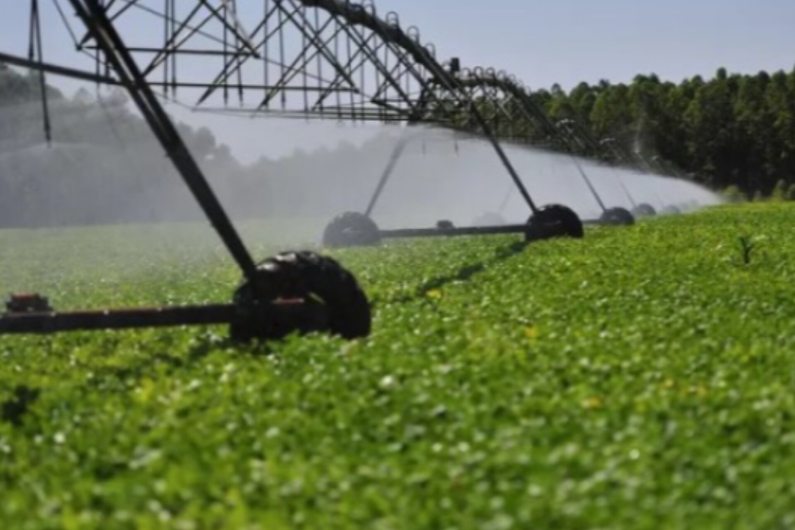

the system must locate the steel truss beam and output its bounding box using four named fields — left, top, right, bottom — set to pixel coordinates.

left=67, top=0, right=259, bottom=281
left=6, top=1, right=636, bottom=235
left=426, top=67, right=638, bottom=214
left=47, top=0, right=537, bottom=210
left=65, top=0, right=459, bottom=120
left=361, top=66, right=620, bottom=219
